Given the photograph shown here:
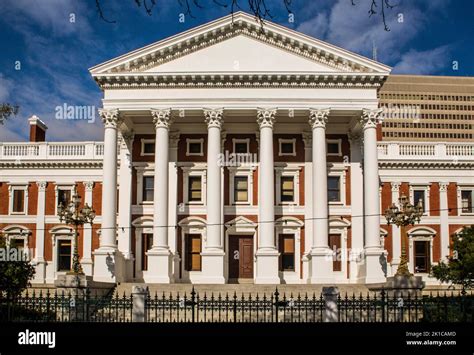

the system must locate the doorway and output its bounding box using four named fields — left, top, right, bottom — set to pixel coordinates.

left=228, top=235, right=254, bottom=280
